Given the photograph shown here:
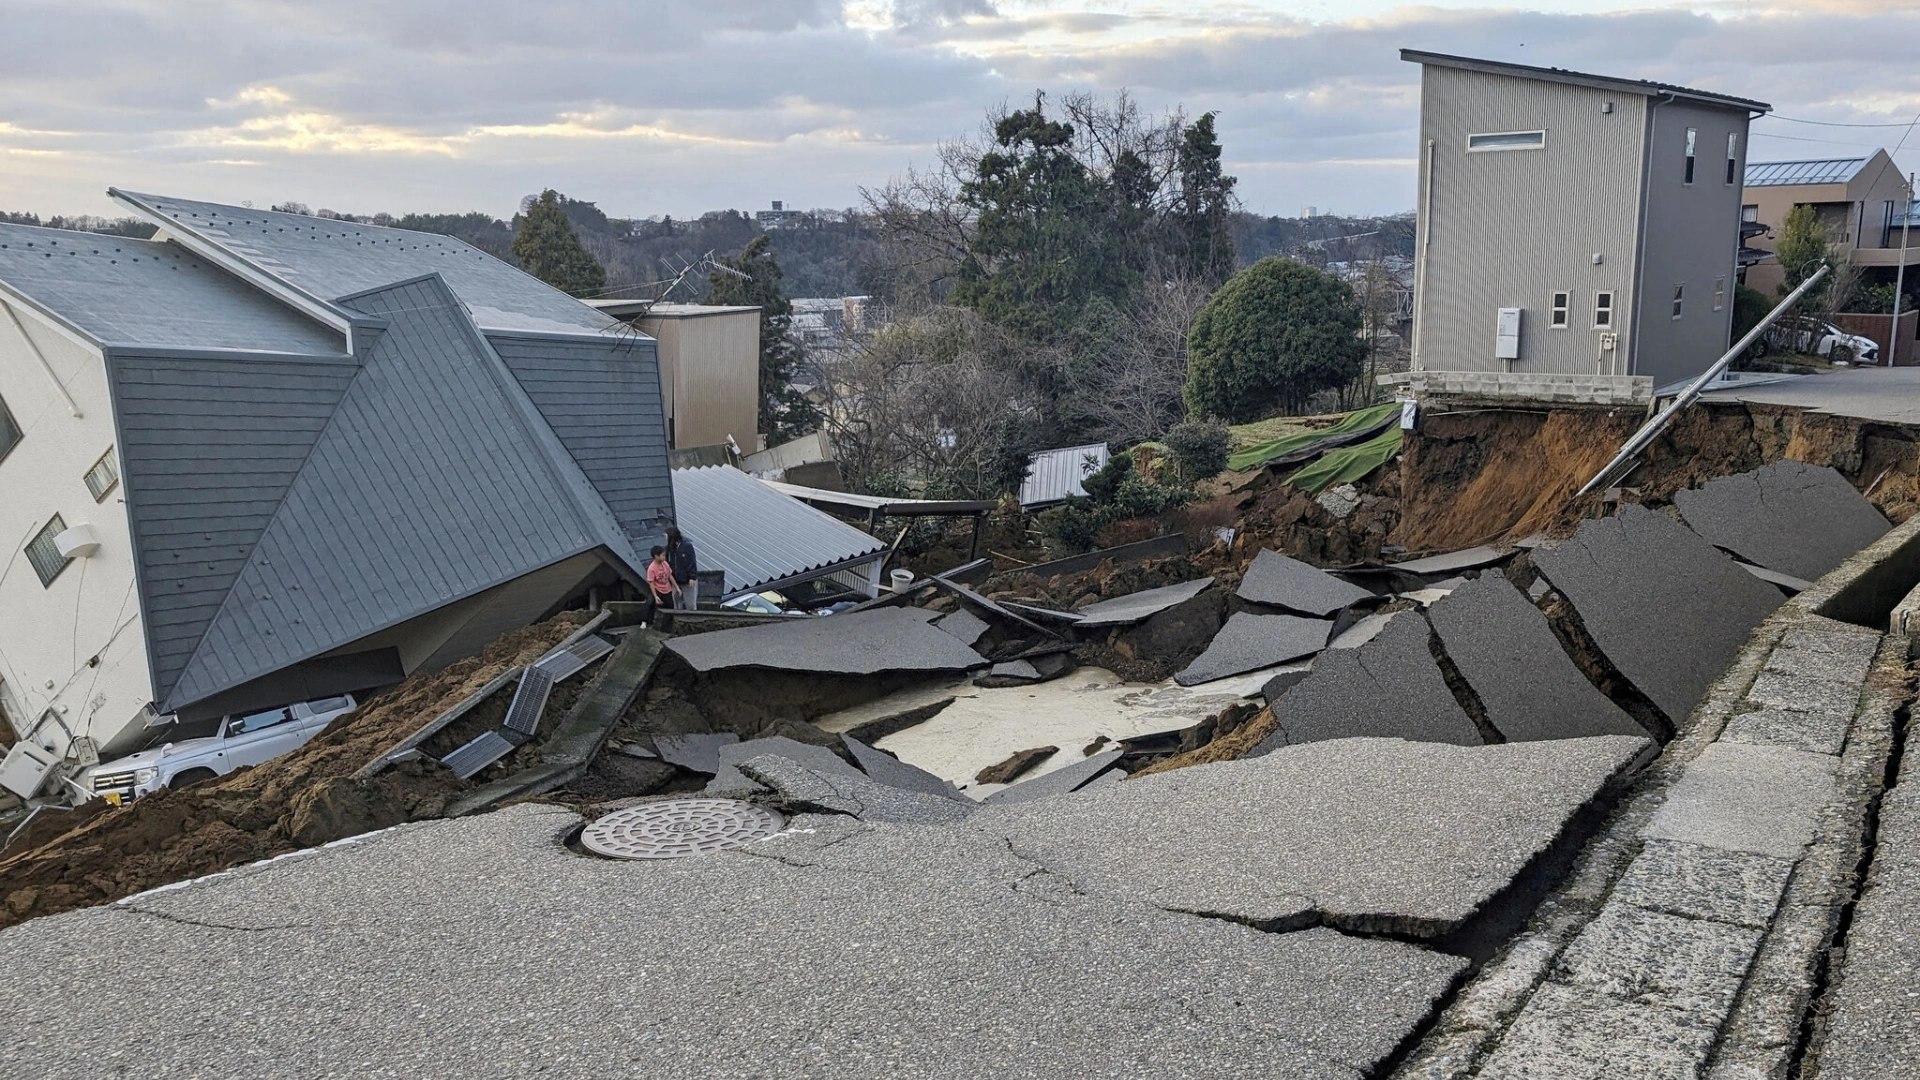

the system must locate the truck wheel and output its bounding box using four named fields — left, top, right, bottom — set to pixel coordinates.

left=169, top=768, right=219, bottom=790
left=1830, top=344, right=1855, bottom=364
